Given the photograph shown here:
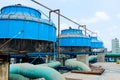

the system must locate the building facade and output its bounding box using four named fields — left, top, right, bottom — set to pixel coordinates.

left=112, top=38, right=120, bottom=53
